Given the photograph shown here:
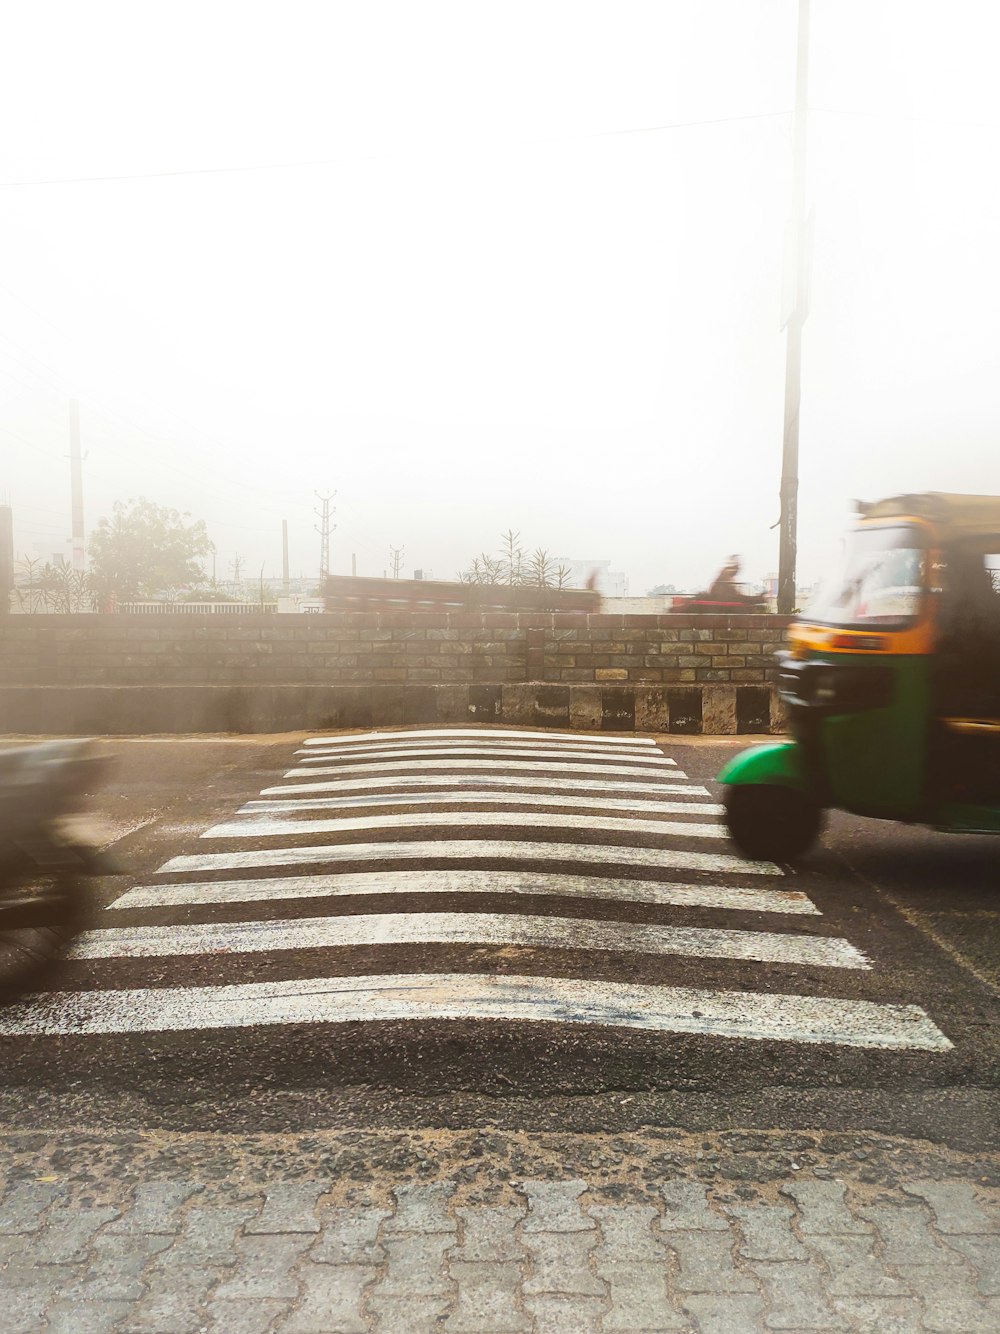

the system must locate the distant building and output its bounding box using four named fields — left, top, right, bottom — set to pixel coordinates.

left=553, top=558, right=628, bottom=597
left=31, top=539, right=74, bottom=569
